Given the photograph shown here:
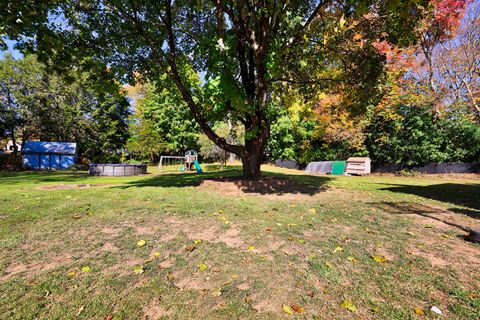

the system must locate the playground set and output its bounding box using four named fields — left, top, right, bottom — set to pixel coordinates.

left=157, top=150, right=203, bottom=174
